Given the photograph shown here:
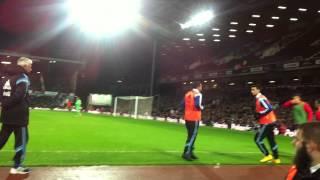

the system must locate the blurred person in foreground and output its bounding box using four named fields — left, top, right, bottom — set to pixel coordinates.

left=286, top=122, right=320, bottom=180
